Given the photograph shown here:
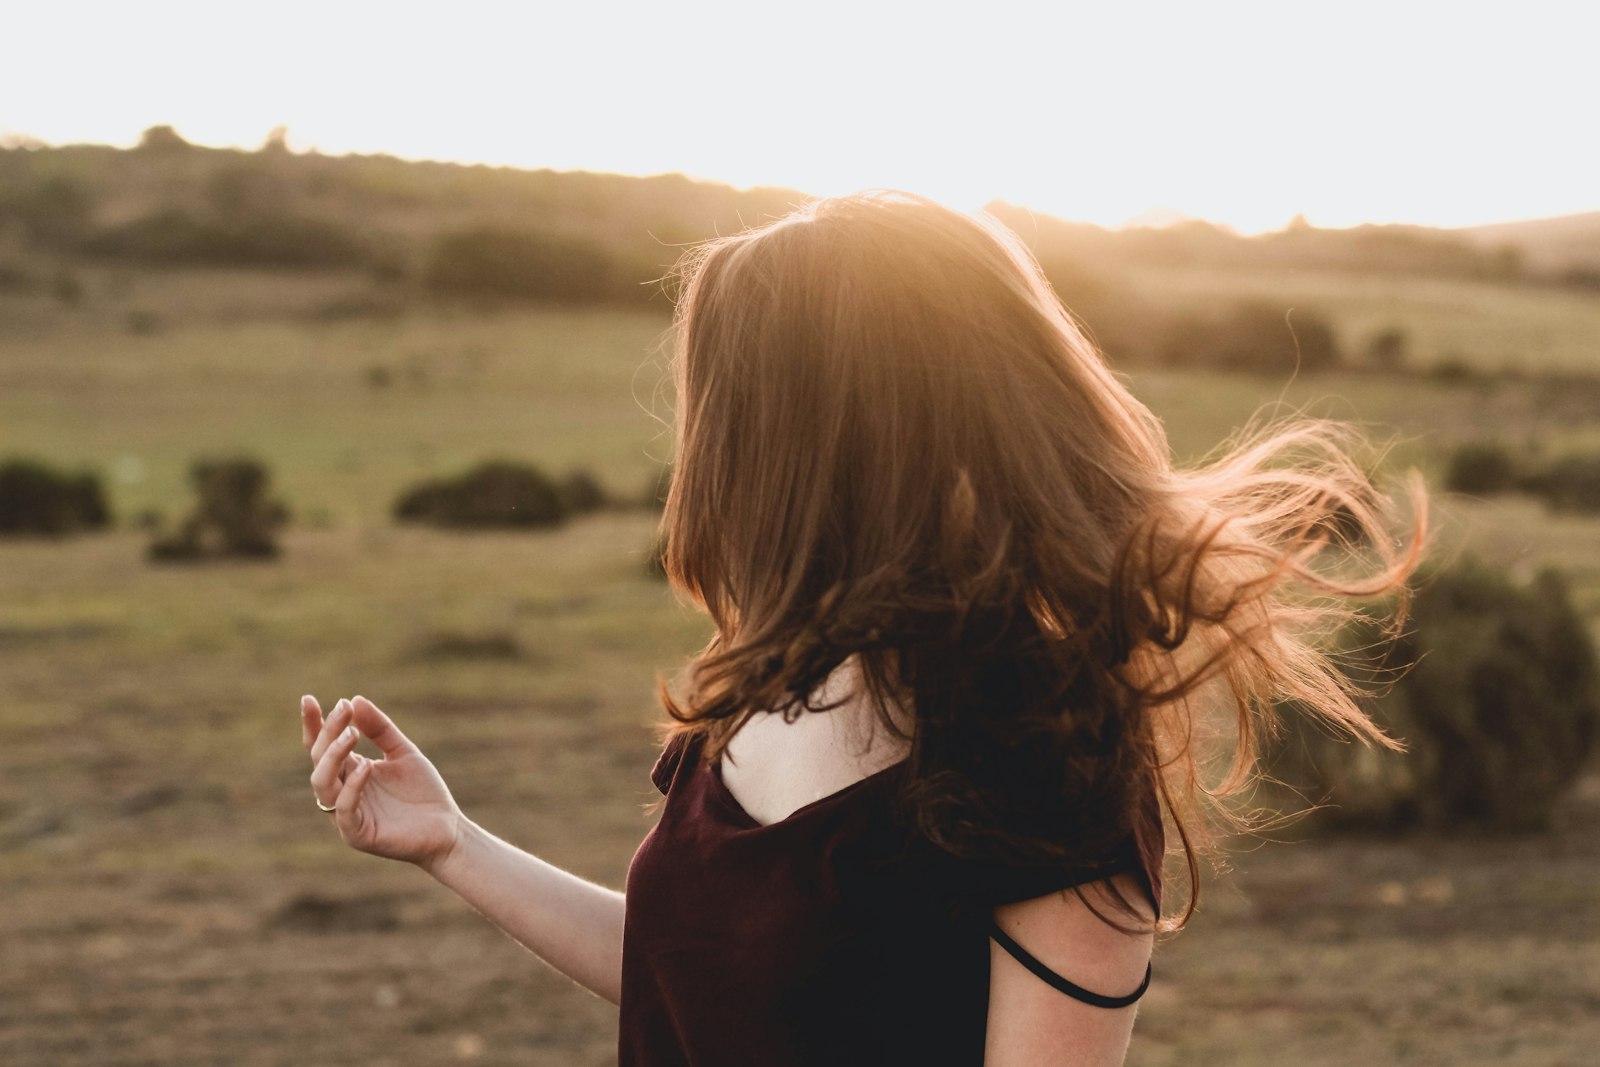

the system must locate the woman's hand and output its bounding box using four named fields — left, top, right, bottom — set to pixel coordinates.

left=301, top=694, right=465, bottom=874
